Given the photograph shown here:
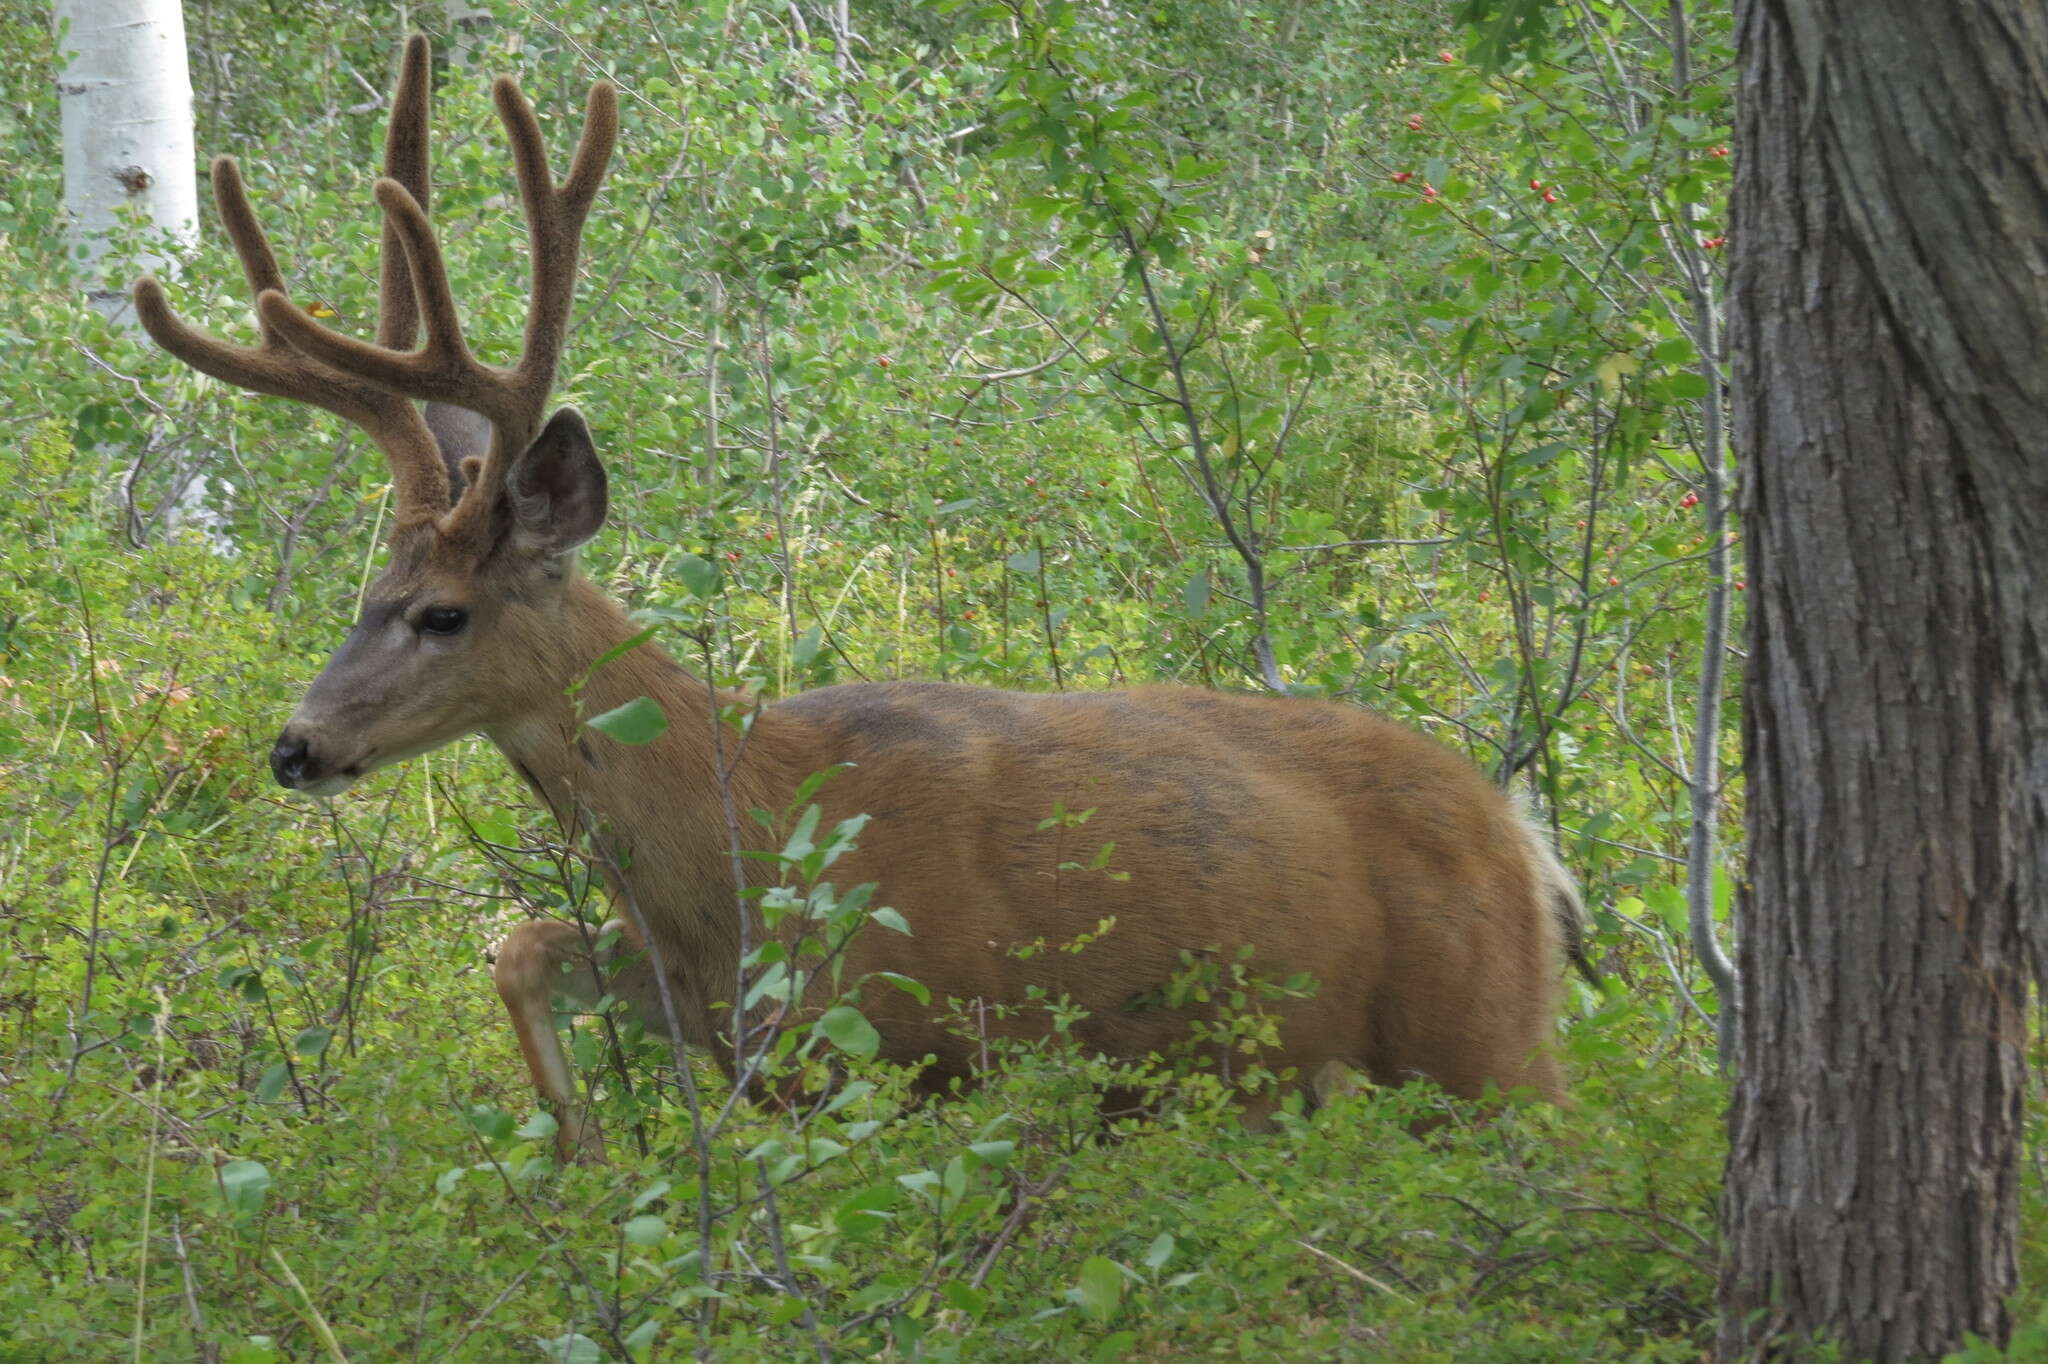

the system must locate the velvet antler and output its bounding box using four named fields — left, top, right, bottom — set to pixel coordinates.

left=134, top=35, right=454, bottom=525
left=254, top=66, right=617, bottom=544
left=134, top=35, right=619, bottom=541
